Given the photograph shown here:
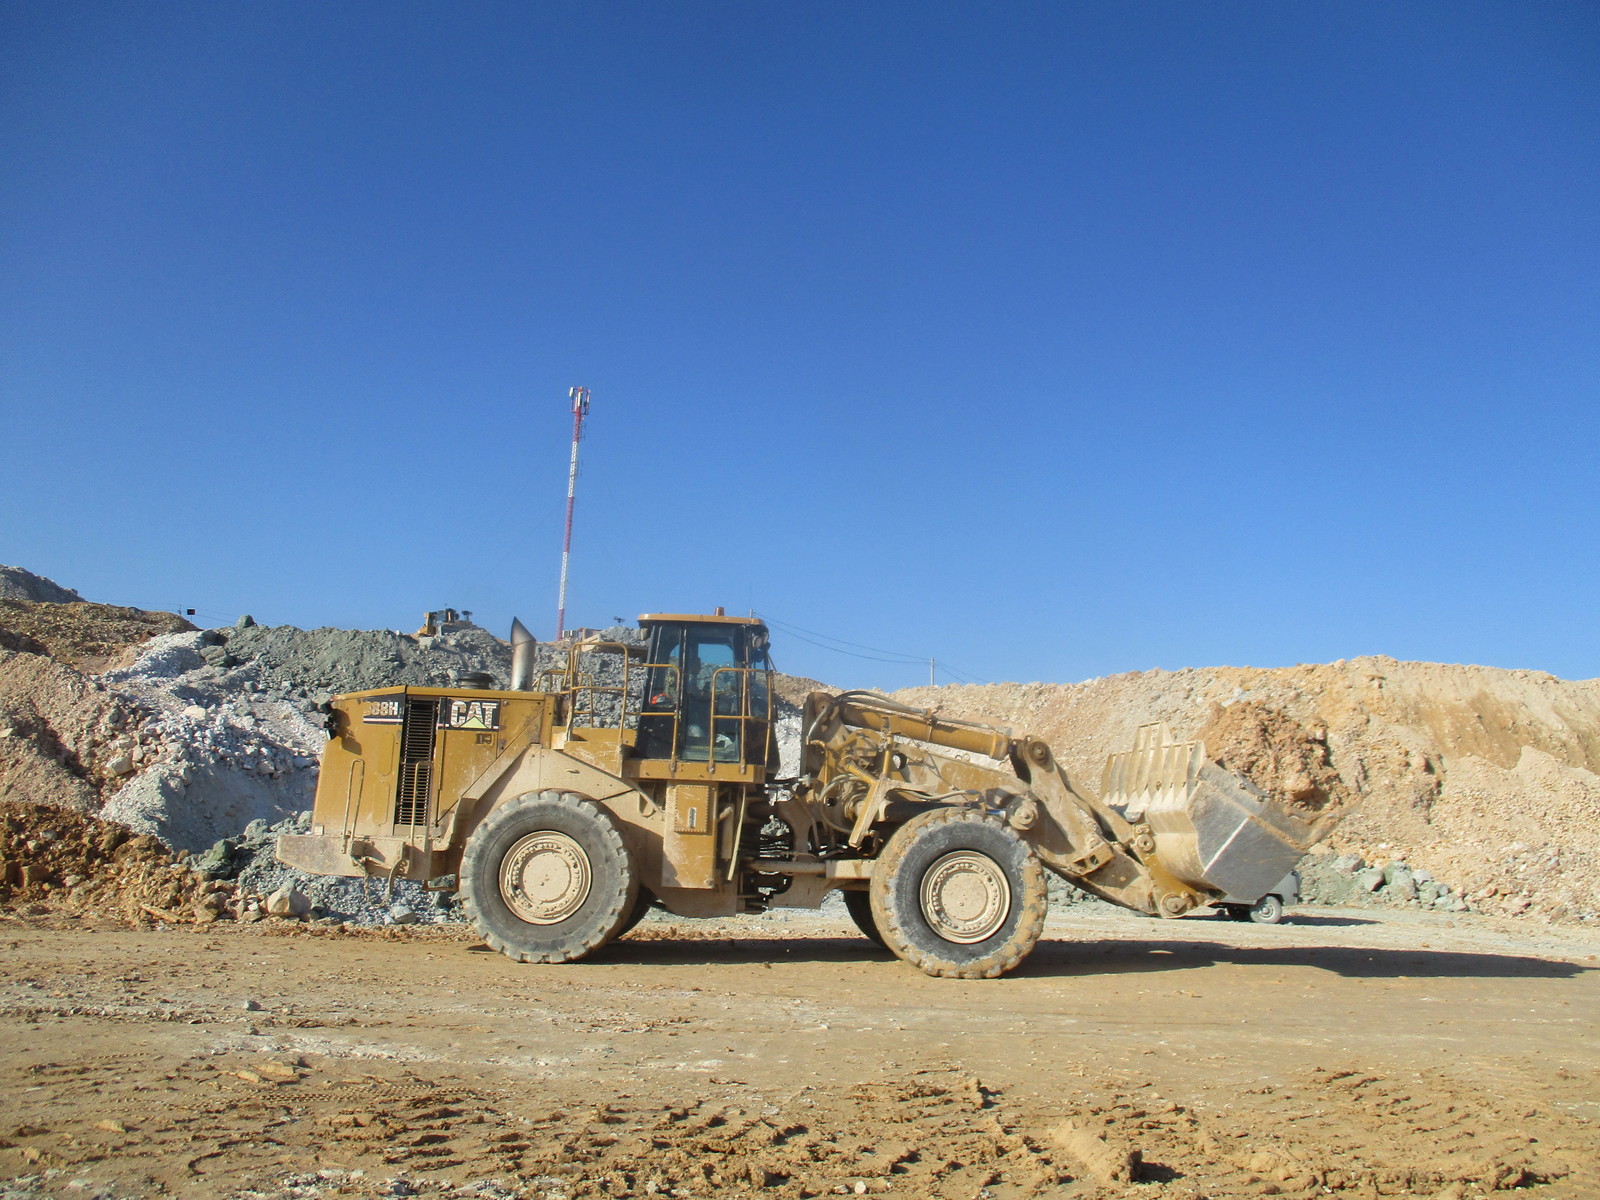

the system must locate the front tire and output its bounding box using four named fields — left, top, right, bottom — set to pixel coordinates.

left=460, top=791, right=639, bottom=963
left=869, top=807, right=1047, bottom=979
